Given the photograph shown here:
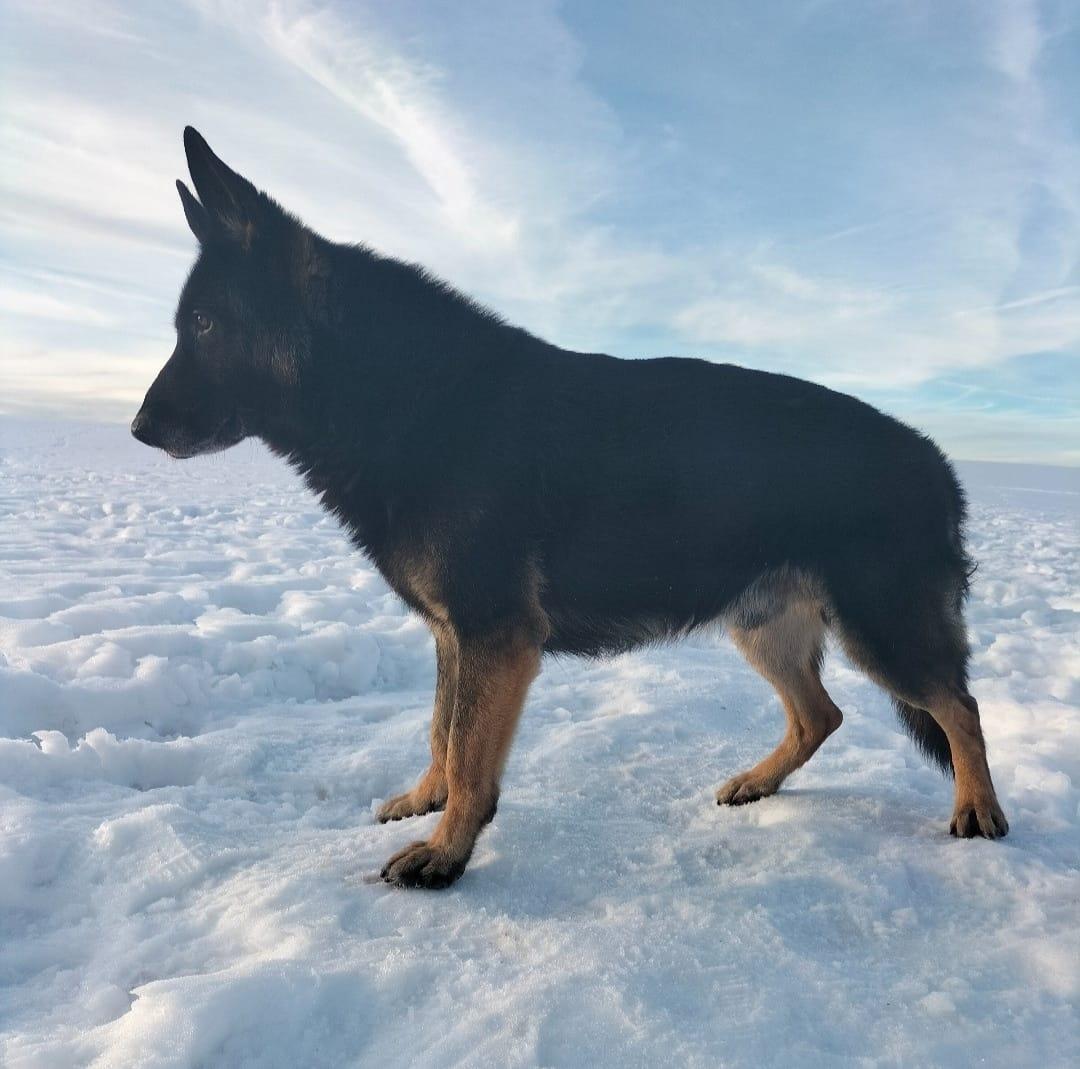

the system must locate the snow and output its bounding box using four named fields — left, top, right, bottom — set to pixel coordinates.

left=1, top=417, right=1077, bottom=1068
